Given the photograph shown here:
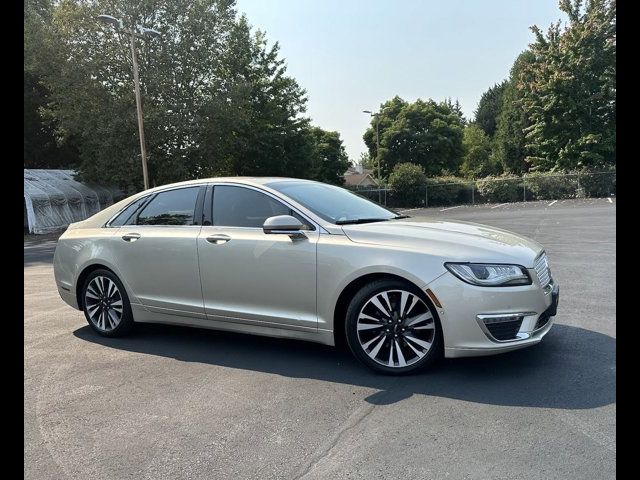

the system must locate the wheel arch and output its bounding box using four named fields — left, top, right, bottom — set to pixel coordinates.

left=332, top=272, right=440, bottom=350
